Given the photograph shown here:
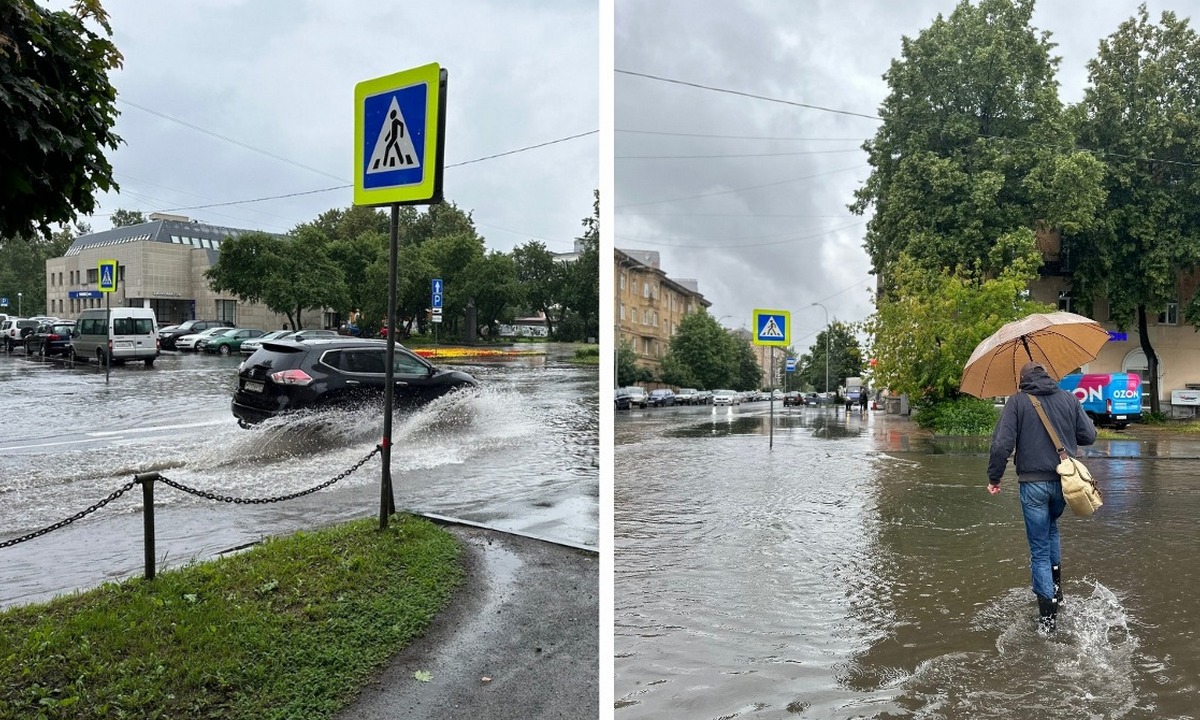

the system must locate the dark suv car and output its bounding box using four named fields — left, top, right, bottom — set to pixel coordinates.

left=160, top=319, right=234, bottom=350
left=231, top=338, right=478, bottom=427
